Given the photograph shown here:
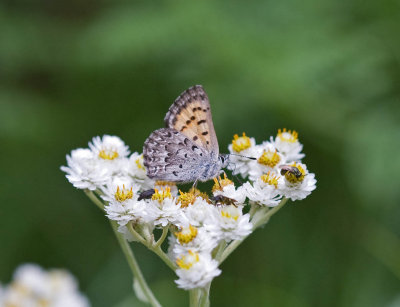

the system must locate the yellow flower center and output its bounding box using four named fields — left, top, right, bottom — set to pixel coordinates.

left=192, top=188, right=211, bottom=203
left=114, top=185, right=134, bottom=202
left=175, top=225, right=198, bottom=244
left=212, top=173, right=234, bottom=192
left=177, top=190, right=197, bottom=208
left=232, top=132, right=251, bottom=152
left=135, top=155, right=145, bottom=169
left=156, top=181, right=176, bottom=189
left=221, top=206, right=239, bottom=221
left=176, top=250, right=200, bottom=270
left=99, top=149, right=119, bottom=160
left=38, top=299, right=50, bottom=307
left=258, top=149, right=281, bottom=167
left=260, top=171, right=280, bottom=188
left=151, top=187, right=172, bottom=203
left=10, top=282, right=30, bottom=295
left=177, top=188, right=211, bottom=207
left=284, top=162, right=306, bottom=184
left=277, top=128, right=298, bottom=143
